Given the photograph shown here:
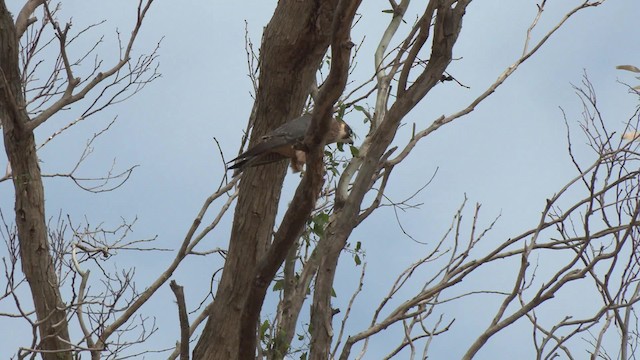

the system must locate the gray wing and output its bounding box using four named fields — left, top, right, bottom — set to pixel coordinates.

left=227, top=152, right=288, bottom=171
left=229, top=114, right=311, bottom=165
